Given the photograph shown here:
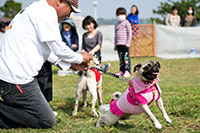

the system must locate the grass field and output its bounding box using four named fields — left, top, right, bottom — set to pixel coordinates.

left=1, top=57, right=200, bottom=132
